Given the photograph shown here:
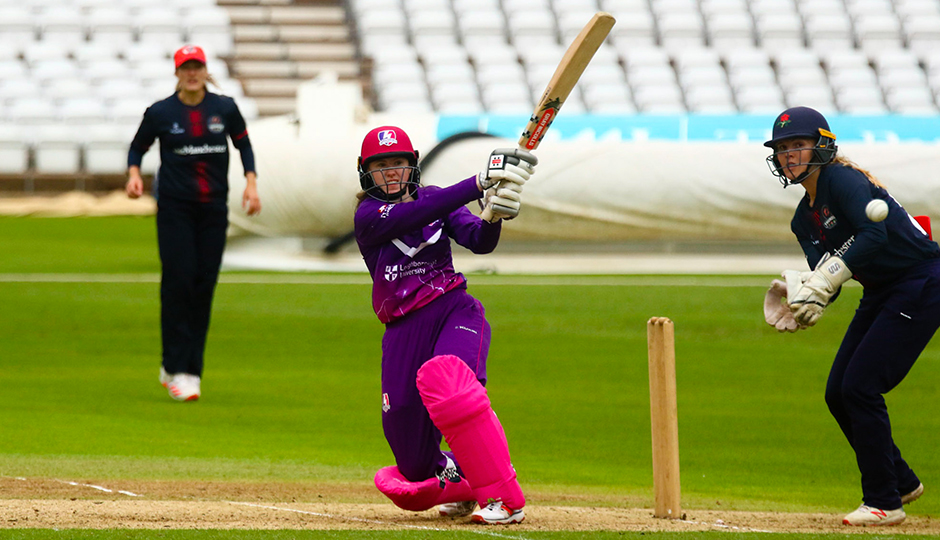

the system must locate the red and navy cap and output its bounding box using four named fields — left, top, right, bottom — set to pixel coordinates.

left=174, top=45, right=207, bottom=68
left=358, top=126, right=418, bottom=170
left=764, top=106, right=836, bottom=148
